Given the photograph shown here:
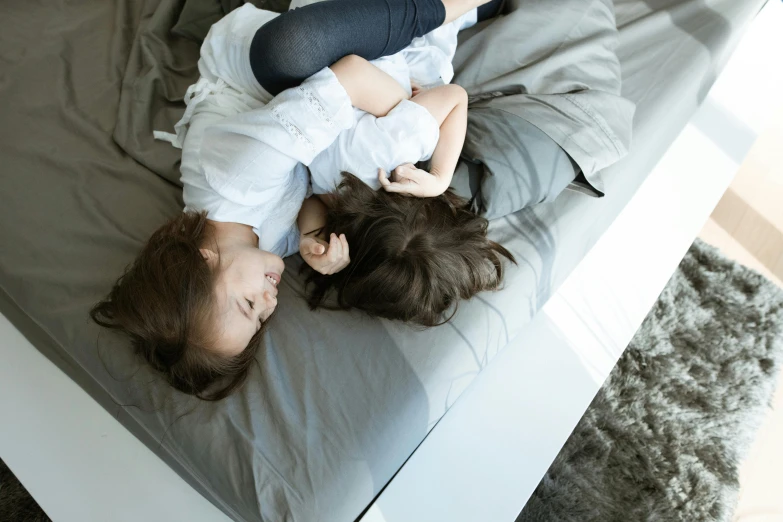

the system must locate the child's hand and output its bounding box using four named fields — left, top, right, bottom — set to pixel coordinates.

left=410, top=80, right=424, bottom=98
left=378, top=165, right=448, bottom=198
left=300, top=233, right=350, bottom=275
